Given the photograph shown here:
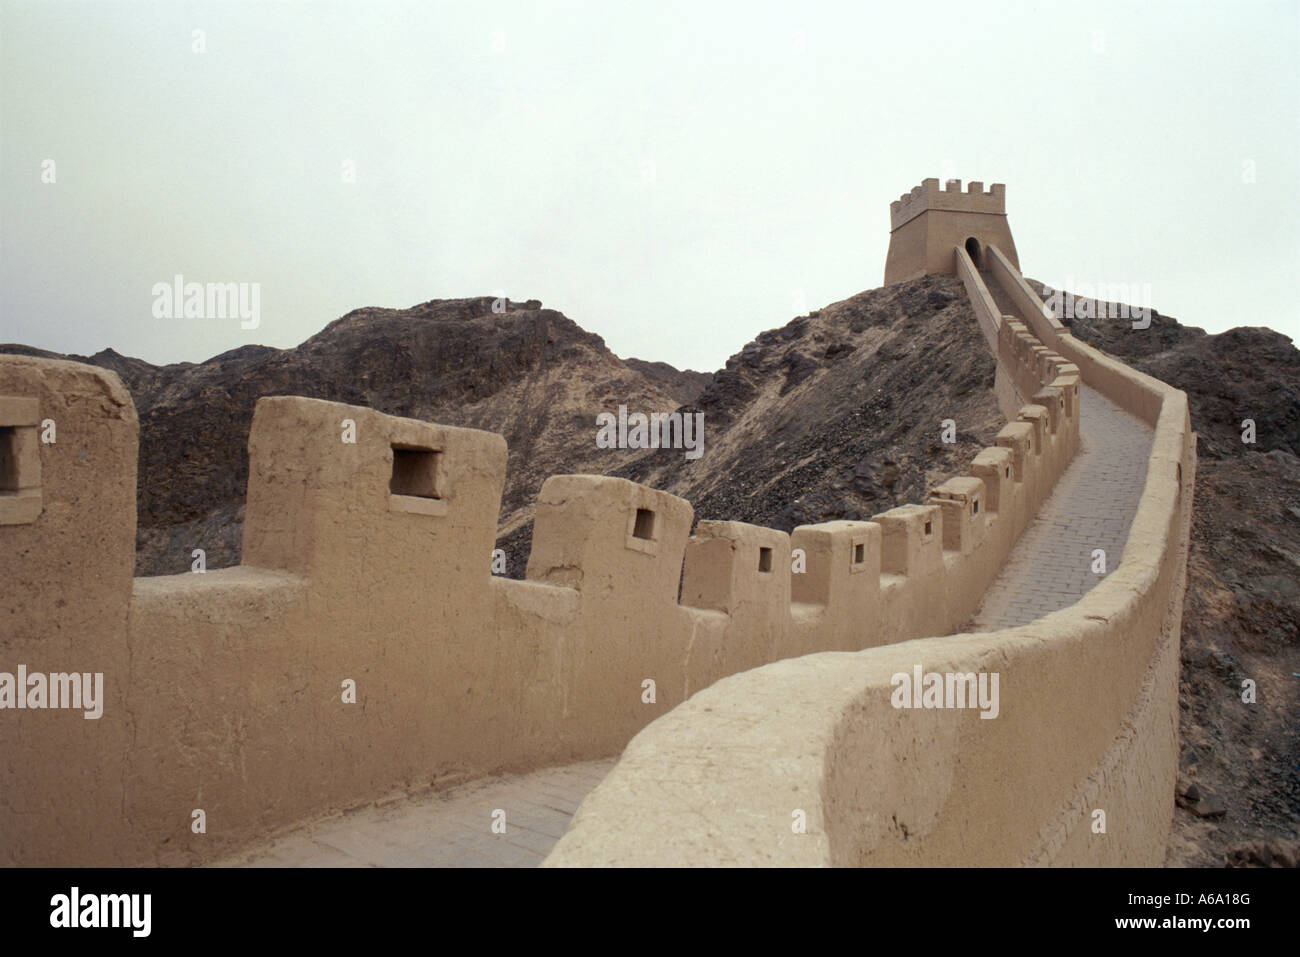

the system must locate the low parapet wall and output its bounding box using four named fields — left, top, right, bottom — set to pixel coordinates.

left=0, top=290, right=1080, bottom=865
left=544, top=252, right=1194, bottom=867
left=956, top=242, right=1001, bottom=354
